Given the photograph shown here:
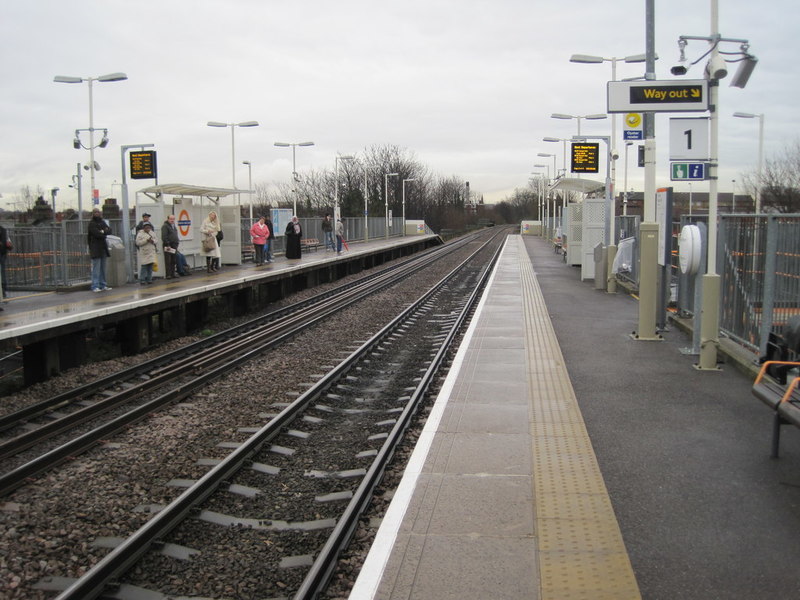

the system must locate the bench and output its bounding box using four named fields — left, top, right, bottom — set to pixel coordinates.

left=753, top=360, right=800, bottom=457
left=301, top=238, right=320, bottom=252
